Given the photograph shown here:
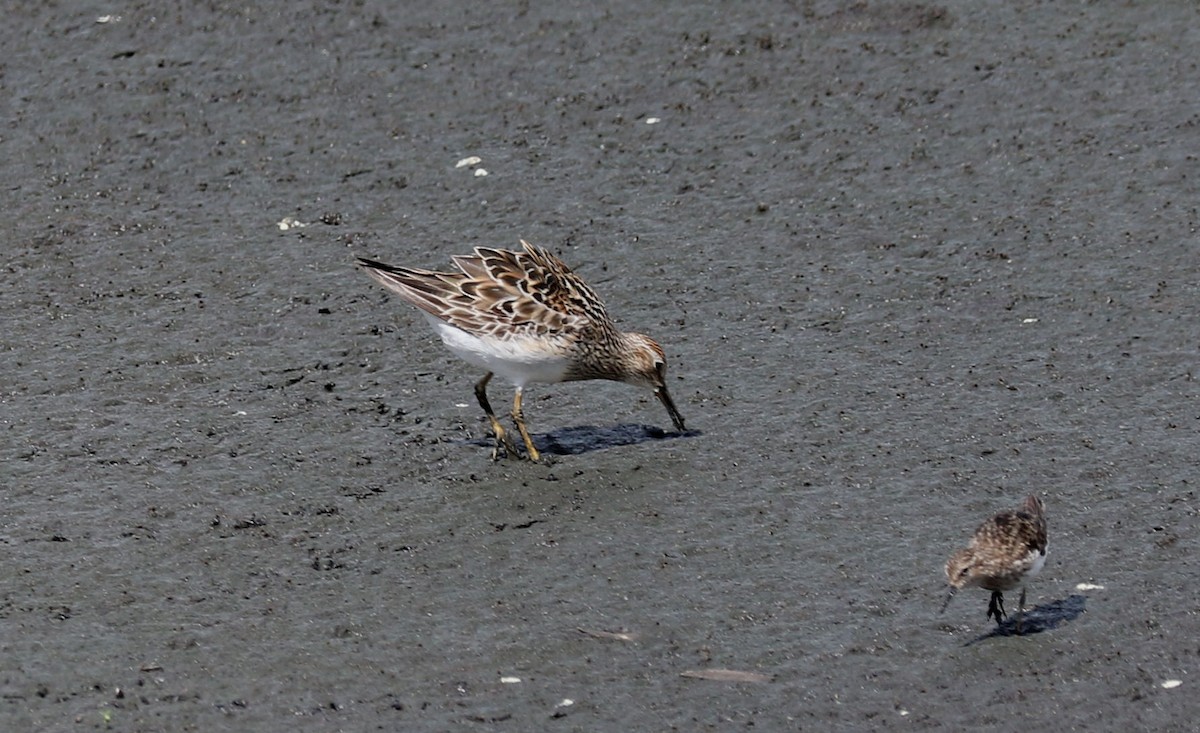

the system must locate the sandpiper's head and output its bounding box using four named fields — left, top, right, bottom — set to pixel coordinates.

left=945, top=548, right=979, bottom=589
left=620, top=333, right=686, bottom=432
